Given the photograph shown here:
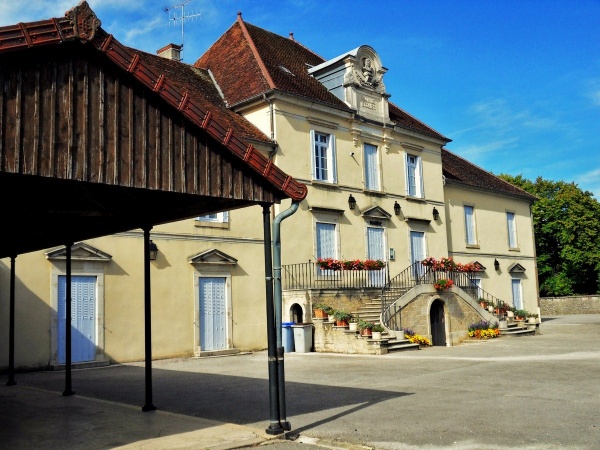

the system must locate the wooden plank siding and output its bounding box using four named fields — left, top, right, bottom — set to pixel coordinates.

left=0, top=47, right=278, bottom=204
